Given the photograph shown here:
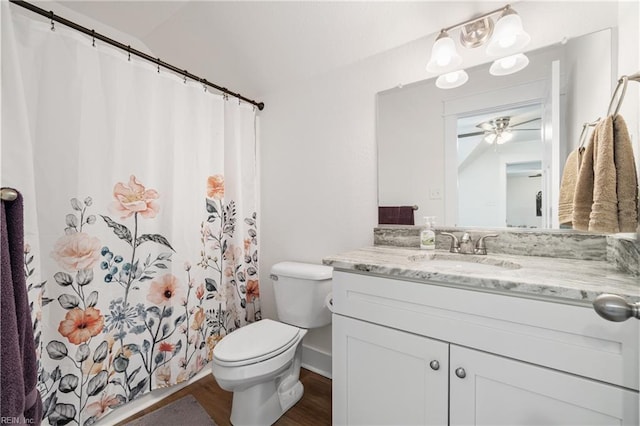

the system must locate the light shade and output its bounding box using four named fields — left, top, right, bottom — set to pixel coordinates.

left=427, top=31, right=463, bottom=74
left=483, top=133, right=497, bottom=144
left=490, top=53, right=530, bottom=76
left=486, top=8, right=530, bottom=57
left=497, top=129, right=514, bottom=144
left=484, top=129, right=514, bottom=145
left=436, top=70, right=469, bottom=89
